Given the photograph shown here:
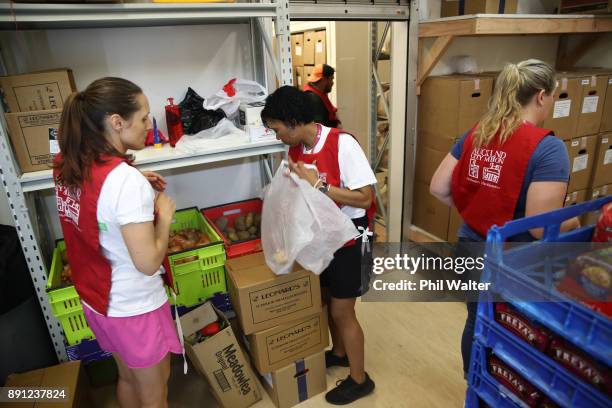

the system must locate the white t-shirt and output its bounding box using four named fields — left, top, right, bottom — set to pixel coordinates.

left=83, top=163, right=167, bottom=317
left=303, top=125, right=377, bottom=219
